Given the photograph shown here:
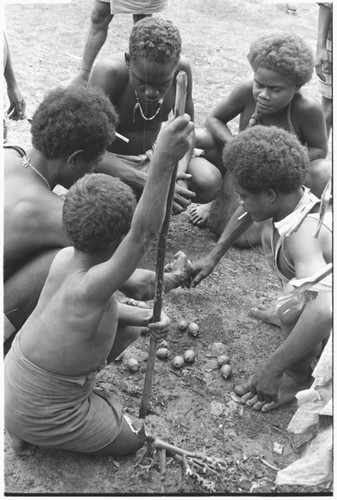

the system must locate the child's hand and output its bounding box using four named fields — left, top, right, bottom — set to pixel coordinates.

left=147, top=311, right=171, bottom=342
